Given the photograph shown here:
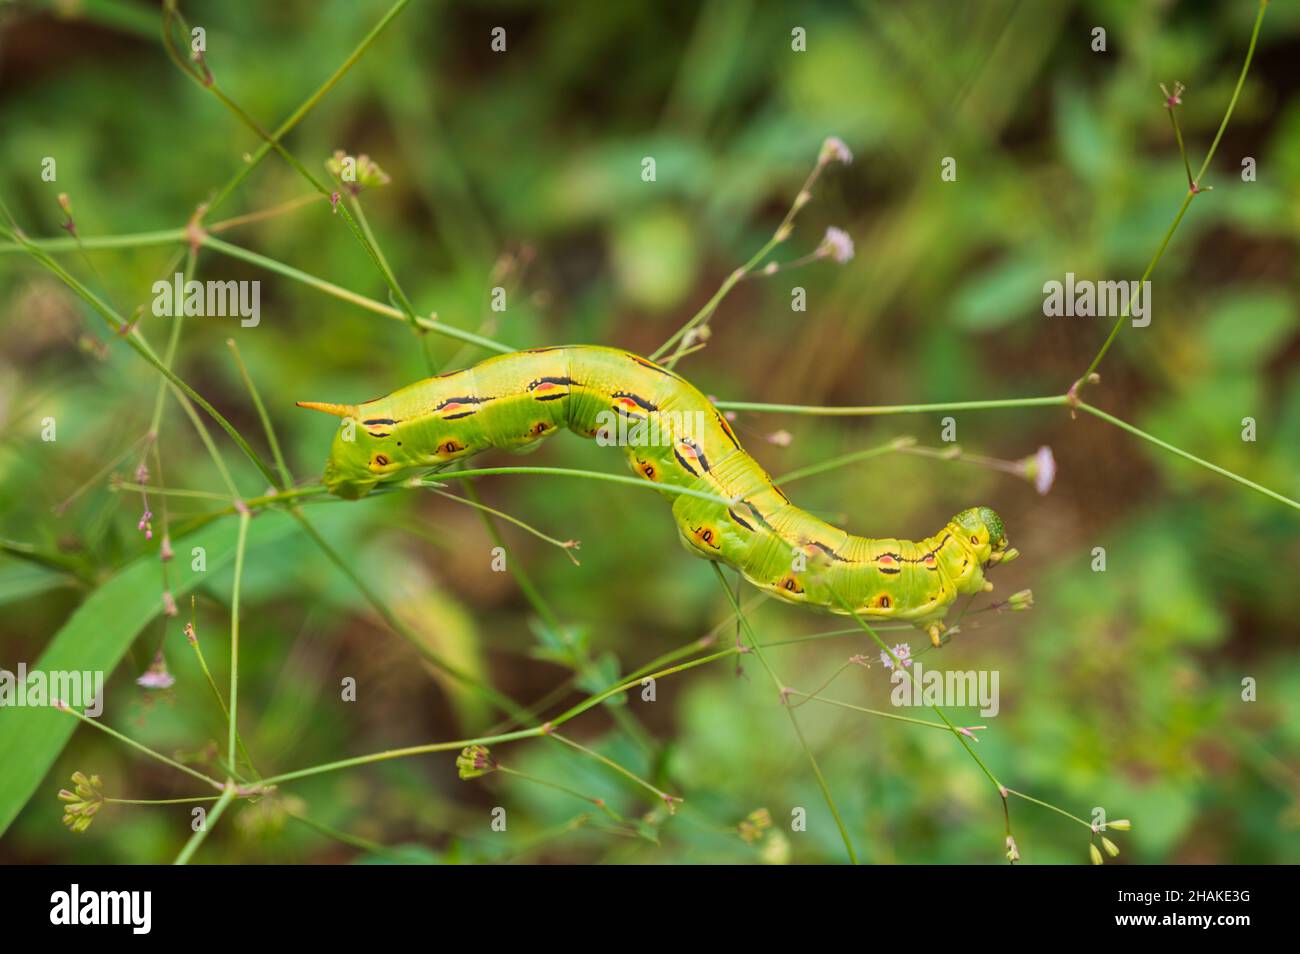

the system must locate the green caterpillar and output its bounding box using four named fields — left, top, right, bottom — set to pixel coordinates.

left=299, top=345, right=1017, bottom=646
